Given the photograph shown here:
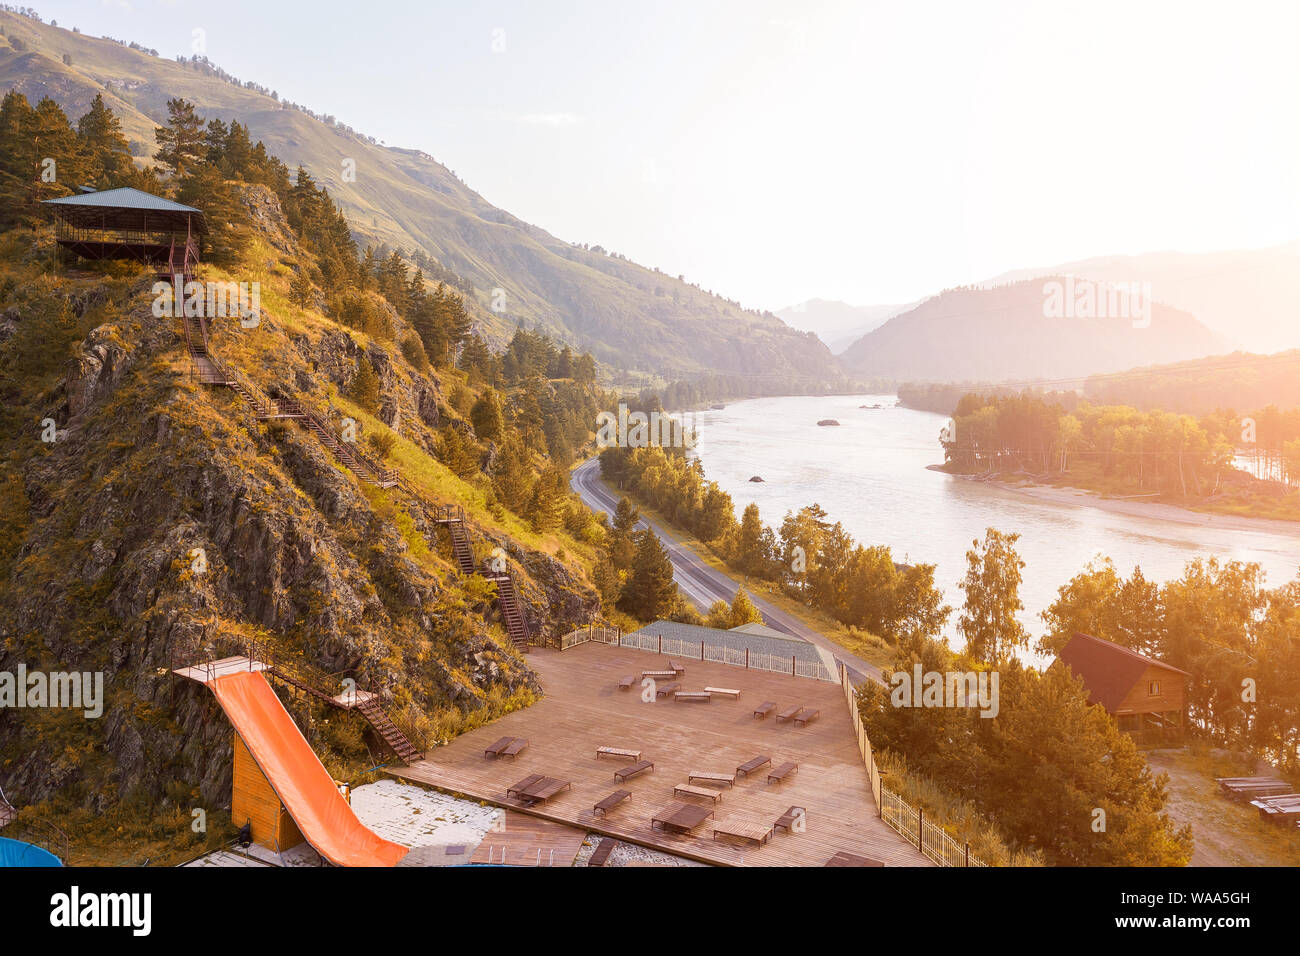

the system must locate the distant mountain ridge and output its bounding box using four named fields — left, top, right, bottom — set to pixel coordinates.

left=0, top=10, right=842, bottom=389
left=839, top=277, right=1230, bottom=384
left=978, top=244, right=1300, bottom=355
left=776, top=298, right=915, bottom=353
